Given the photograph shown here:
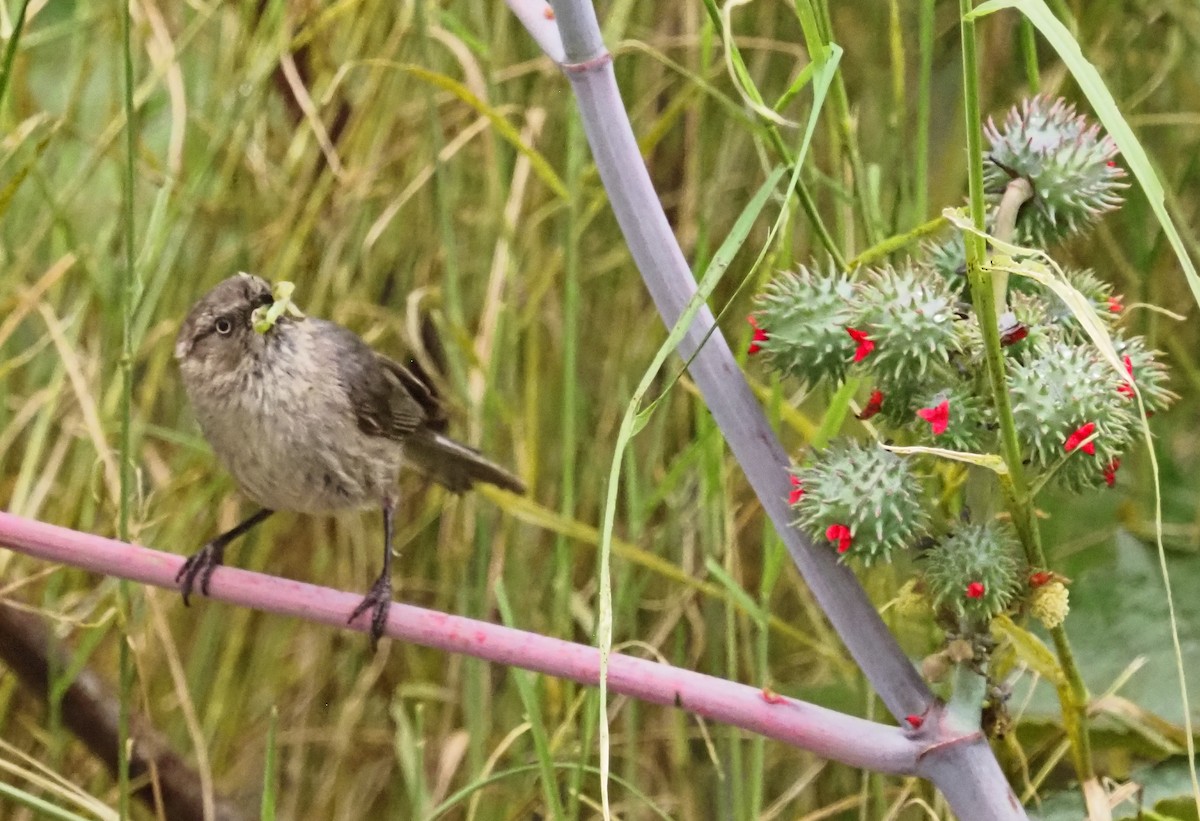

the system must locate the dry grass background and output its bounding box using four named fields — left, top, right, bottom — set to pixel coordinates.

left=1, top=1, right=1199, bottom=818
